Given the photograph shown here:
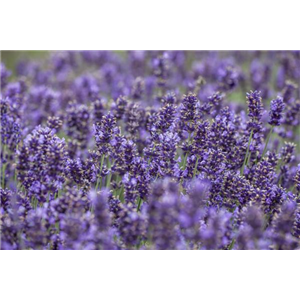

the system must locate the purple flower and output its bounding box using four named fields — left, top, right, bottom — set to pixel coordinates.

left=152, top=52, right=170, bottom=87
left=89, top=189, right=111, bottom=231
left=199, top=207, right=233, bottom=249
left=17, top=126, right=68, bottom=202
left=246, top=90, right=263, bottom=124
left=131, top=77, right=145, bottom=100
left=111, top=96, right=128, bottom=120
left=269, top=96, right=285, bottom=126
left=50, top=186, right=90, bottom=216
left=65, top=157, right=96, bottom=192
left=1, top=112, right=21, bottom=153
left=180, top=93, right=198, bottom=129
left=117, top=203, right=146, bottom=247
left=47, top=116, right=63, bottom=131
left=147, top=179, right=182, bottom=249
left=66, top=101, right=90, bottom=146
left=236, top=205, right=268, bottom=250
left=282, top=80, right=297, bottom=104
left=59, top=212, right=93, bottom=250
left=217, top=65, right=239, bottom=92
left=154, top=103, right=176, bottom=134
left=280, top=142, right=296, bottom=164
left=294, top=164, right=300, bottom=194
left=271, top=200, right=298, bottom=250
left=93, top=112, right=118, bottom=155
left=0, top=188, right=12, bottom=212
left=25, top=207, right=51, bottom=249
